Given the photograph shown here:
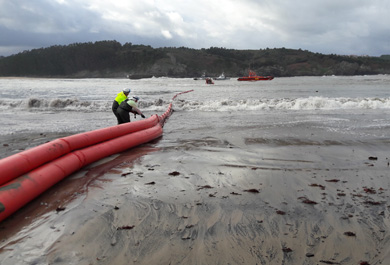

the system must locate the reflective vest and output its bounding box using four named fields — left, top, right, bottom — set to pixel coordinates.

left=114, top=92, right=128, bottom=104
